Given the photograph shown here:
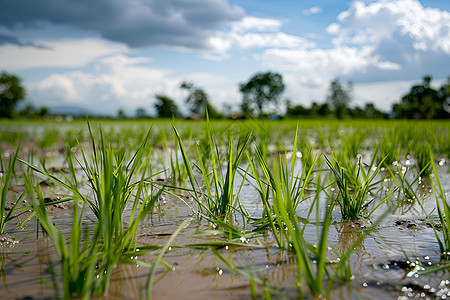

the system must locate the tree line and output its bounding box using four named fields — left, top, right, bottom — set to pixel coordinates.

left=149, top=72, right=449, bottom=120
left=1, top=70, right=449, bottom=119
